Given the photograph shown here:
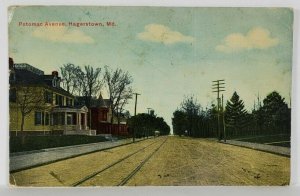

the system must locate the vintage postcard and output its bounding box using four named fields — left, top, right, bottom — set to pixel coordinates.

left=8, top=6, right=292, bottom=186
